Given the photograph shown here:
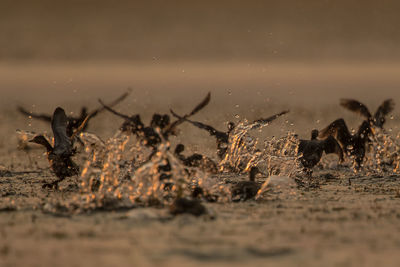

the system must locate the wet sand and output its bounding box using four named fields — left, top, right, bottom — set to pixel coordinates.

left=1, top=62, right=400, bottom=266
